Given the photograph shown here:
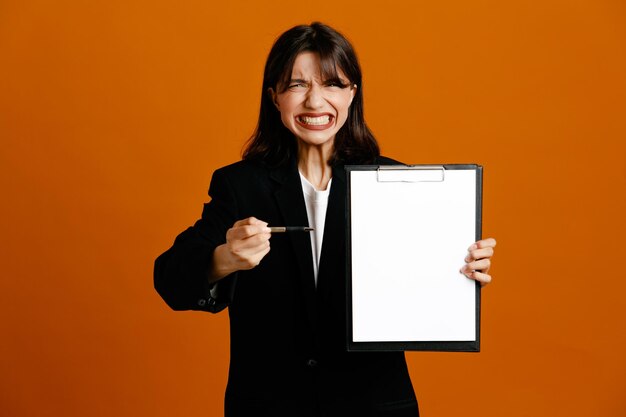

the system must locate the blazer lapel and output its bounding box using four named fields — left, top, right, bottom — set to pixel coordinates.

left=270, top=159, right=317, bottom=328
left=316, top=164, right=346, bottom=303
